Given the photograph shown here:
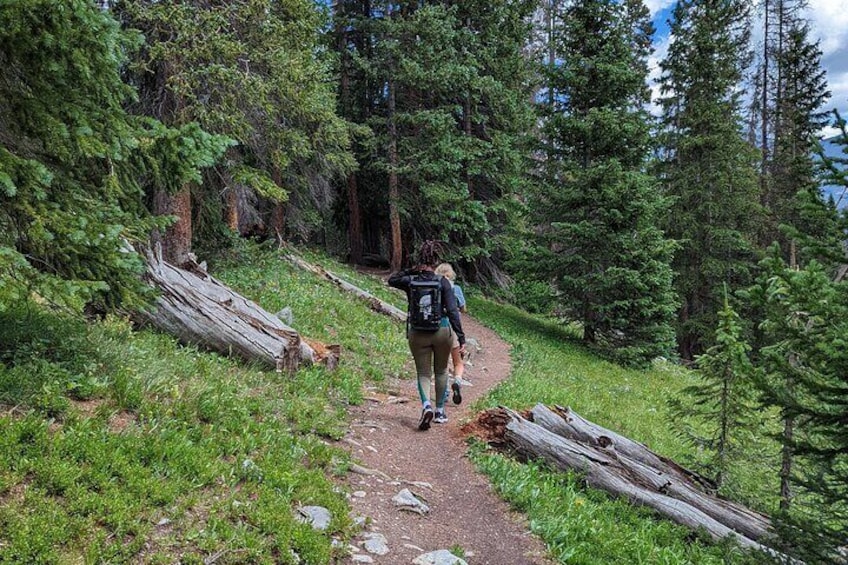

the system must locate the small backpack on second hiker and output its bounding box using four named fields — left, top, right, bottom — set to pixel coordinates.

left=408, top=275, right=443, bottom=331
